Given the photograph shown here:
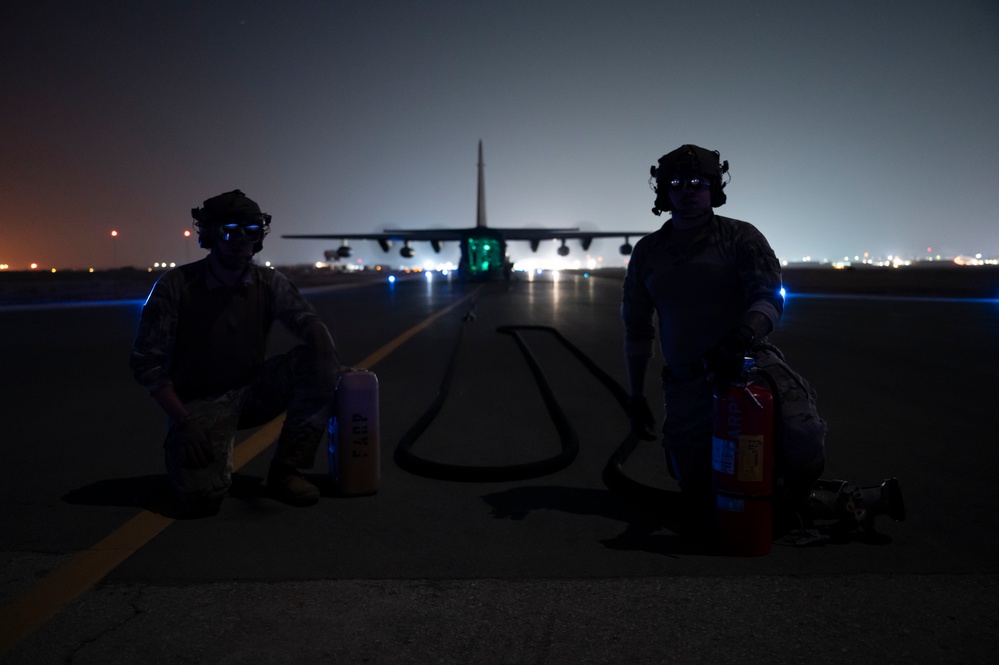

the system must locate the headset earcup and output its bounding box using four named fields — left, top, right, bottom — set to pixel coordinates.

left=711, top=182, right=727, bottom=208
left=654, top=188, right=673, bottom=213
left=197, top=223, right=215, bottom=249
